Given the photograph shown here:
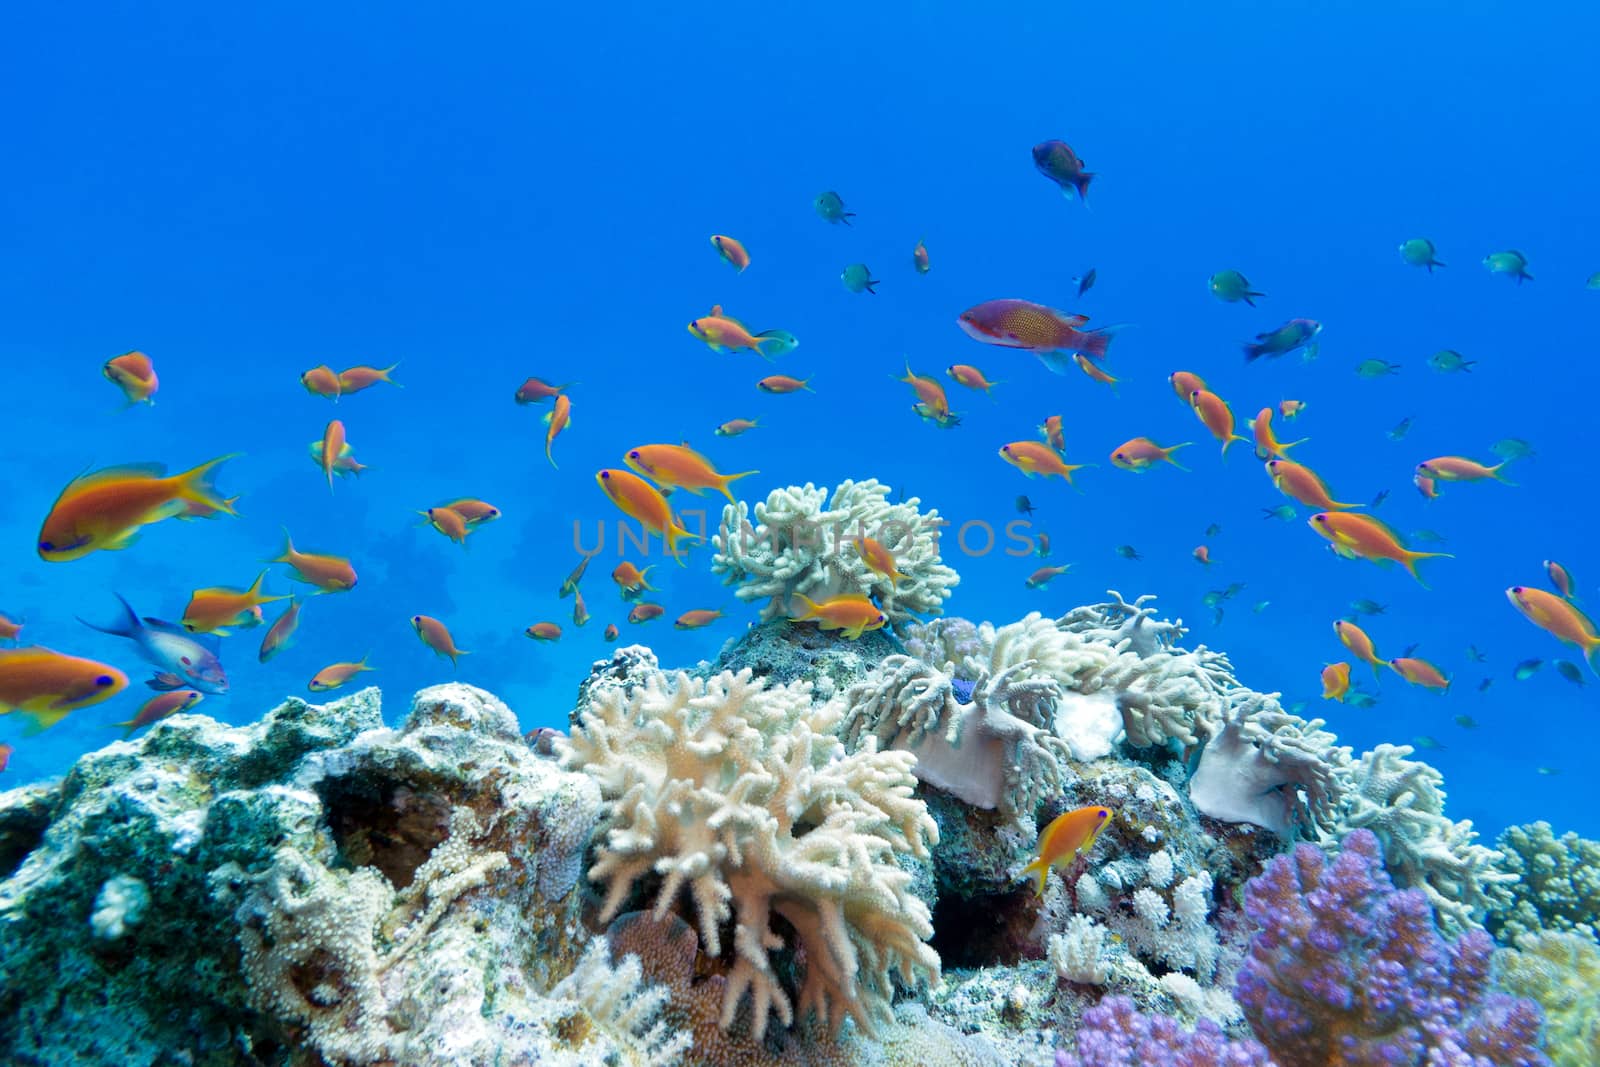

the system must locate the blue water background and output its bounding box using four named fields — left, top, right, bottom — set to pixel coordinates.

left=4, top=1, right=1597, bottom=842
